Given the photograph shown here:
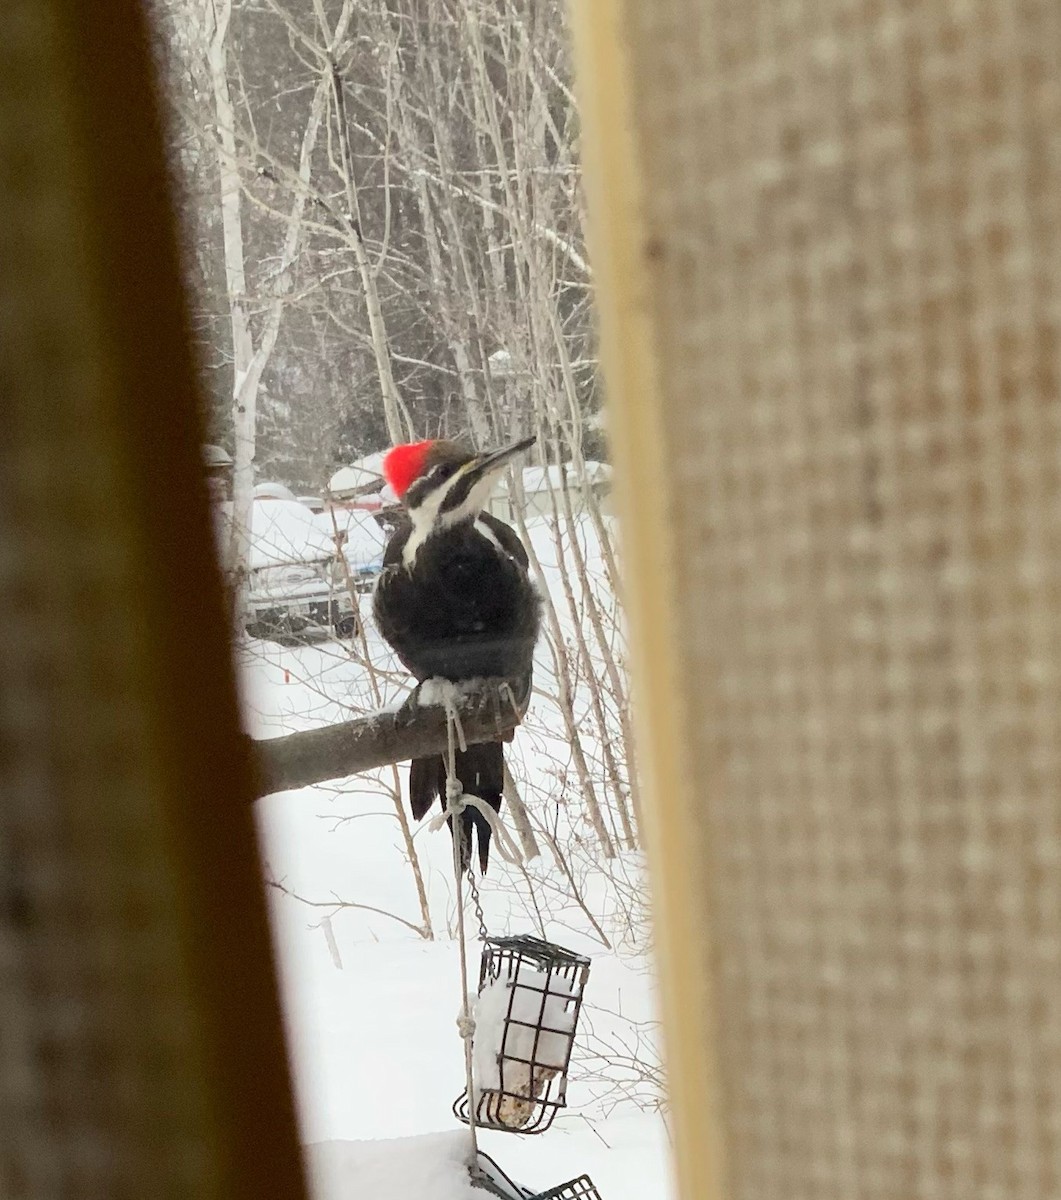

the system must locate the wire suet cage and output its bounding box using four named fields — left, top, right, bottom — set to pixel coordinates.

left=455, top=935, right=591, bottom=1134
left=470, top=1151, right=535, bottom=1198
left=530, top=1175, right=603, bottom=1200
left=469, top=1153, right=603, bottom=1200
